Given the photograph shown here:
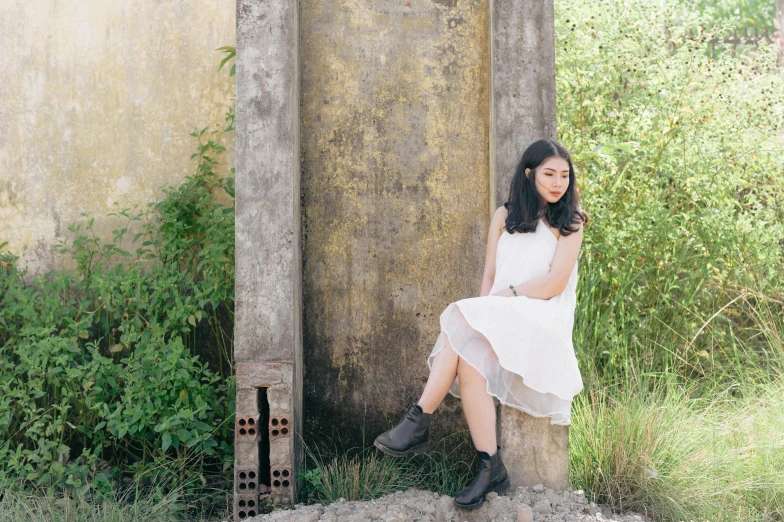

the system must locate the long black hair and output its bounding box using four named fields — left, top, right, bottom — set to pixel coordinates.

left=503, top=139, right=589, bottom=237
